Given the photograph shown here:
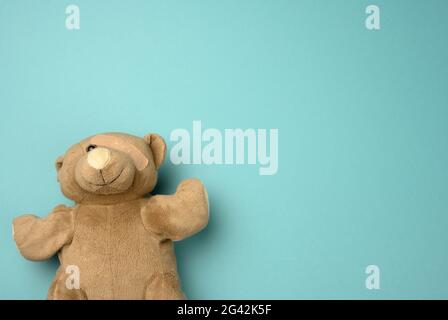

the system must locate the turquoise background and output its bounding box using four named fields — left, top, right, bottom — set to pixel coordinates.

left=1, top=0, right=447, bottom=299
